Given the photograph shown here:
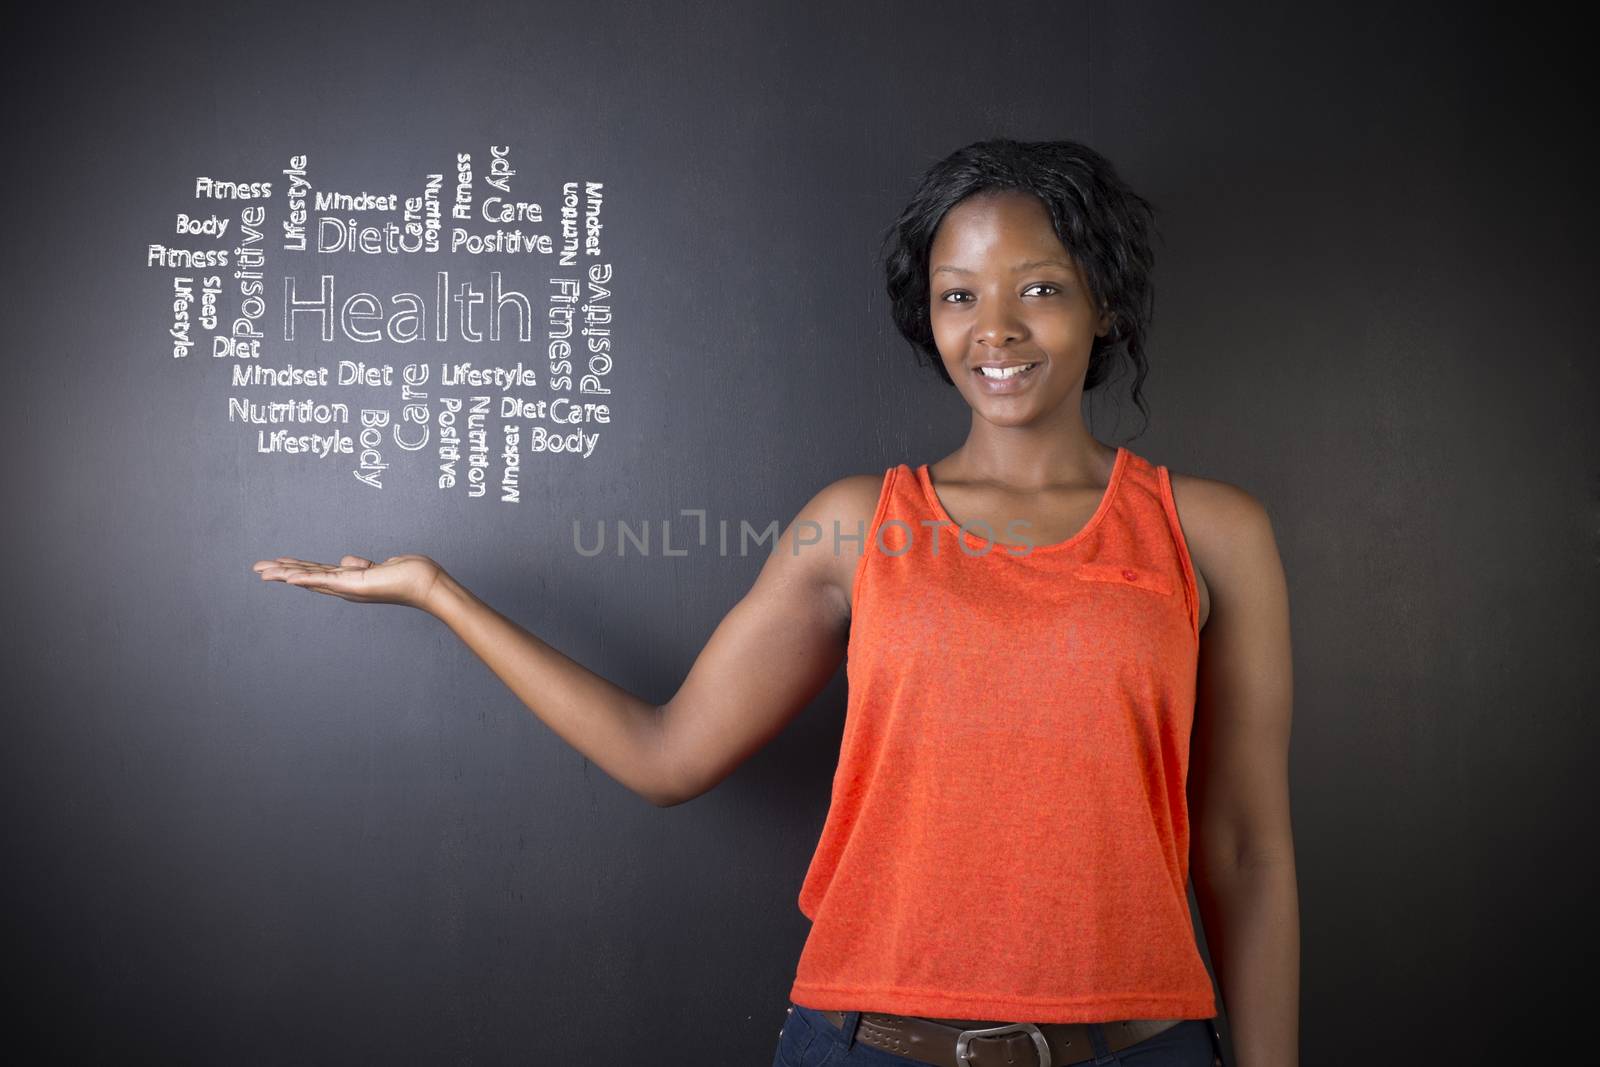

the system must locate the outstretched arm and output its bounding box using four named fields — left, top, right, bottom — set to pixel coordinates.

left=251, top=474, right=871, bottom=808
